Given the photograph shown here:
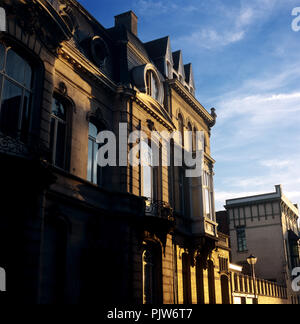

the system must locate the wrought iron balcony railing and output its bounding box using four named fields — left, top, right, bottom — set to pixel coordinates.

left=145, top=199, right=174, bottom=222
left=0, top=131, right=49, bottom=161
